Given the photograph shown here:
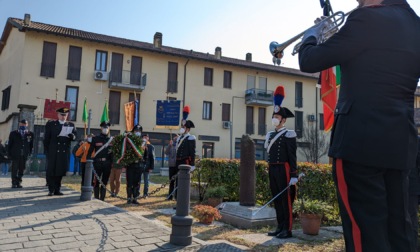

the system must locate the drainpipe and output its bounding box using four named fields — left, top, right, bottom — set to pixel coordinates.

left=182, top=59, right=190, bottom=107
